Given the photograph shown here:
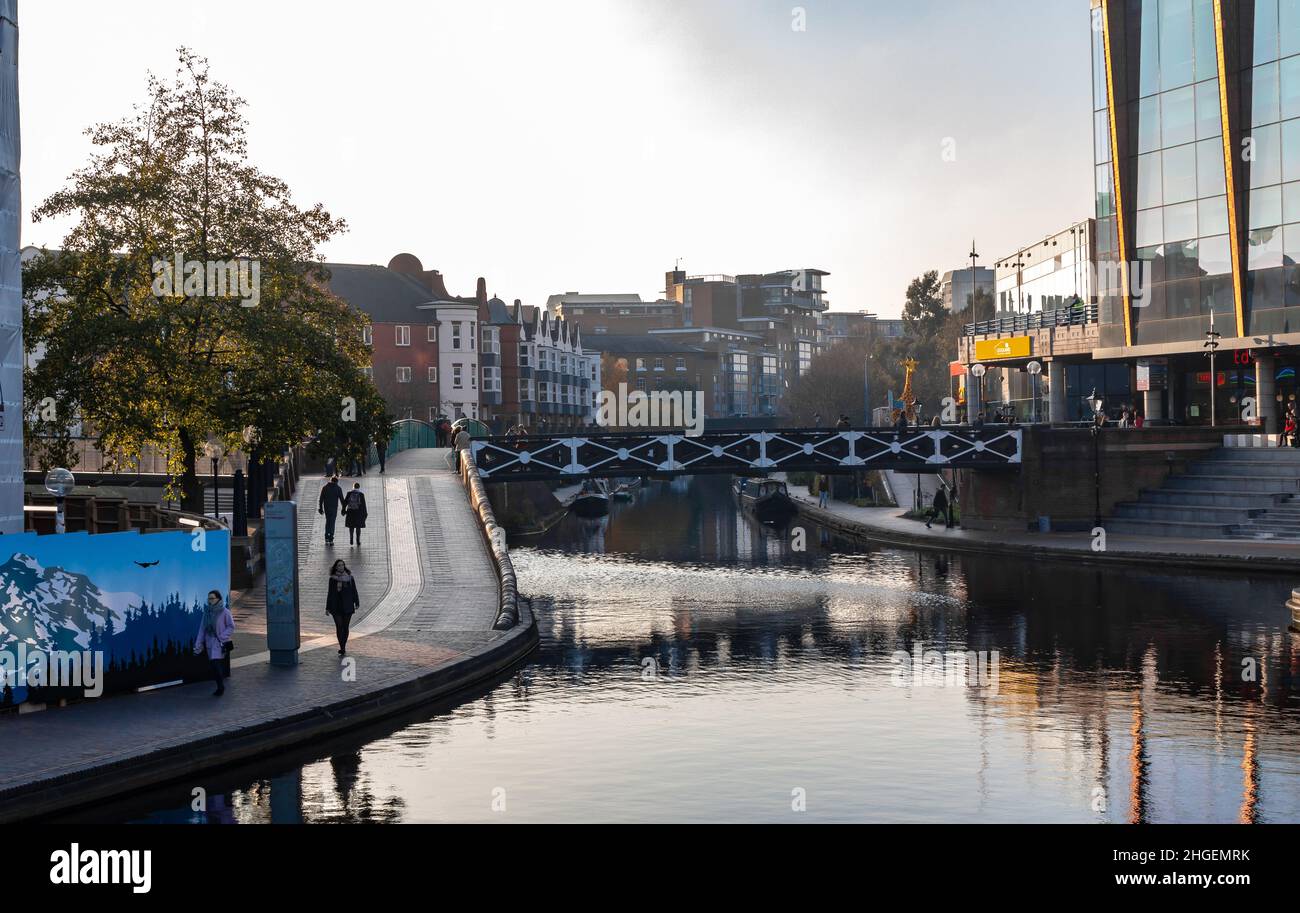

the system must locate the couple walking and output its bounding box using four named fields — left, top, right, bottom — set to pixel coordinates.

left=318, top=476, right=369, bottom=546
